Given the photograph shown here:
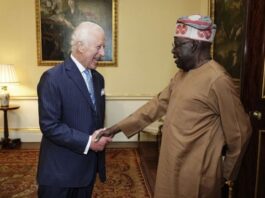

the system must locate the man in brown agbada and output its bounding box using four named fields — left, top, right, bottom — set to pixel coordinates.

left=97, top=15, right=252, bottom=198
